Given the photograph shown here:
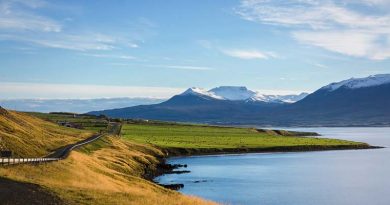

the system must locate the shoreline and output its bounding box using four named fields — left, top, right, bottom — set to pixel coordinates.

left=161, top=144, right=381, bottom=157
left=163, top=145, right=384, bottom=159
left=146, top=144, right=382, bottom=189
